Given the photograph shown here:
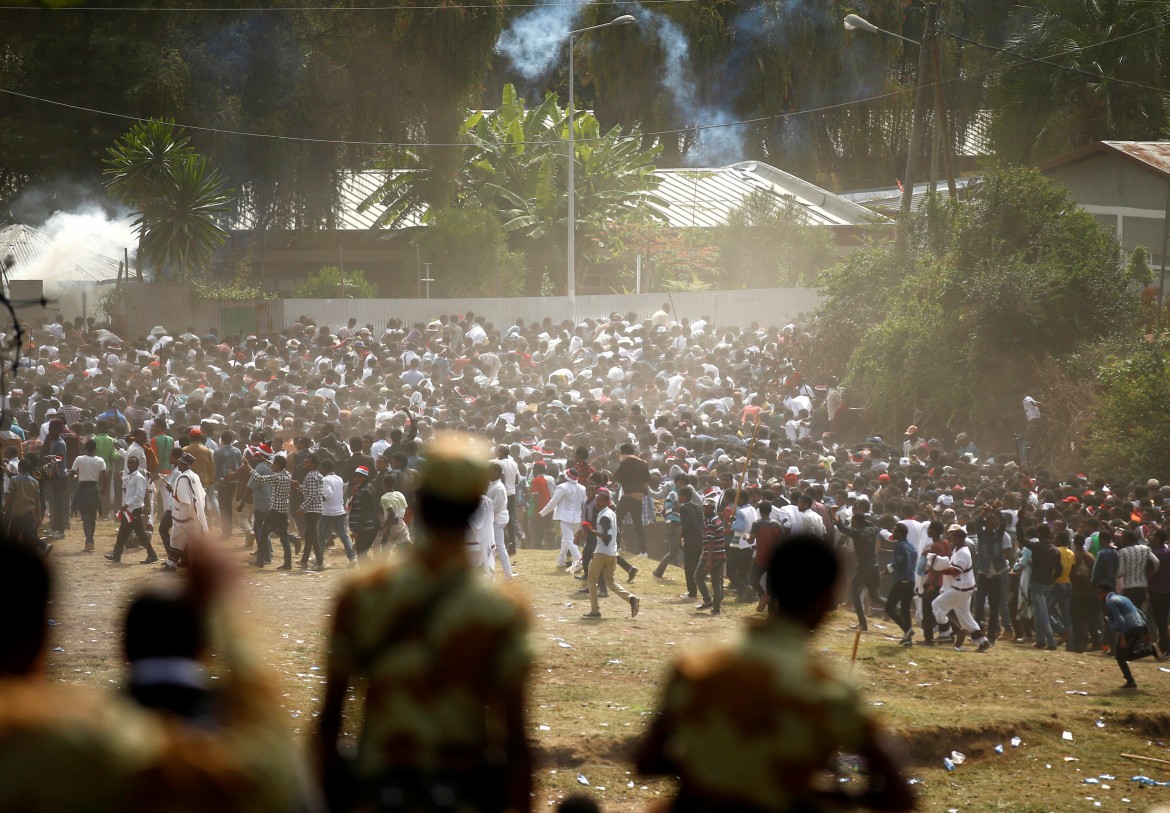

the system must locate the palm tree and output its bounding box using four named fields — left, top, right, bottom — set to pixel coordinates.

left=360, top=84, right=667, bottom=294
left=105, top=122, right=232, bottom=280
left=135, top=153, right=232, bottom=280
left=104, top=121, right=193, bottom=280
left=988, top=0, right=1170, bottom=163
